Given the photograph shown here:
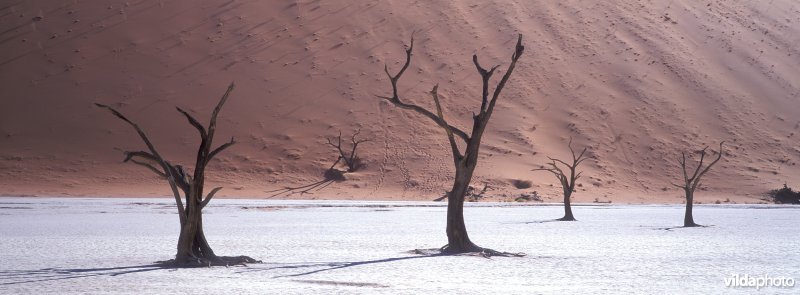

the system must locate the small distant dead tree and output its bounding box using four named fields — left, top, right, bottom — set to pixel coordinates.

left=267, top=129, right=369, bottom=197
left=380, top=34, right=525, bottom=256
left=326, top=128, right=370, bottom=172
left=533, top=139, right=588, bottom=221
left=671, top=142, right=724, bottom=227
left=96, top=83, right=259, bottom=267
